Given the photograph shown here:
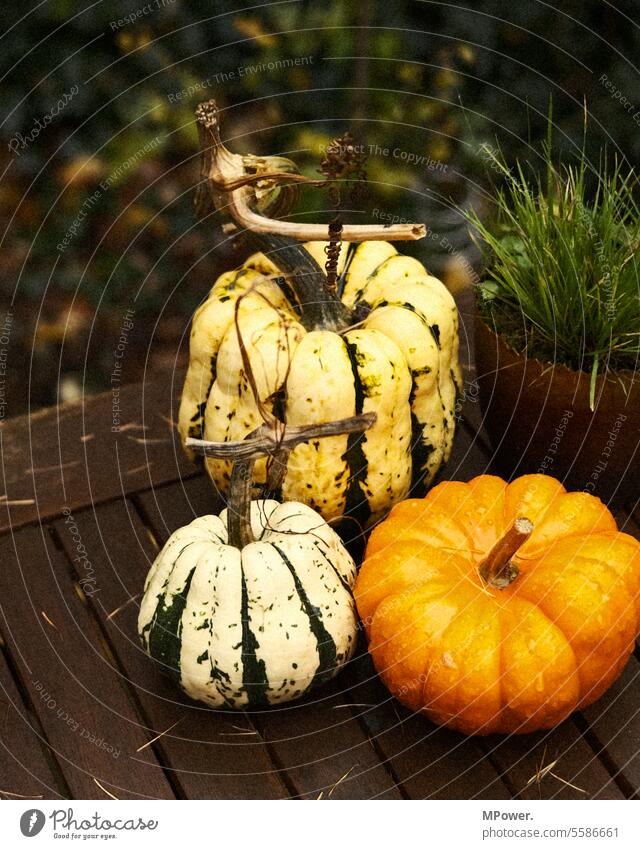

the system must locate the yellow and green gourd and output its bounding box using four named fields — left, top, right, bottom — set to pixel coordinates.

left=178, top=235, right=461, bottom=526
